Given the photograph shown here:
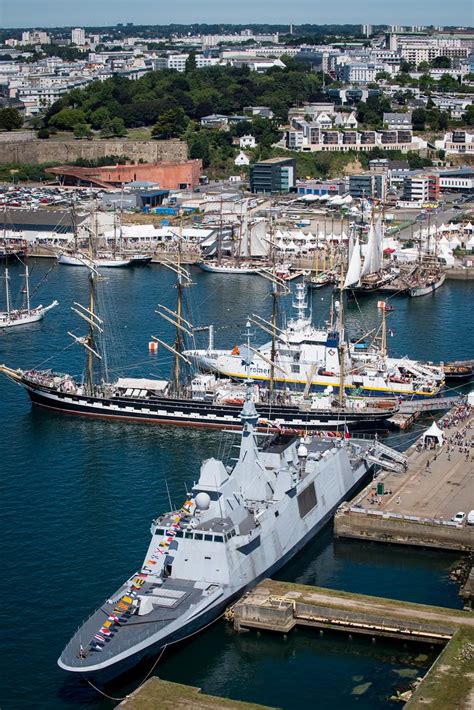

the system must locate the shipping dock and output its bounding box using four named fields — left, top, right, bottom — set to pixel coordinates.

left=335, top=400, right=474, bottom=551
